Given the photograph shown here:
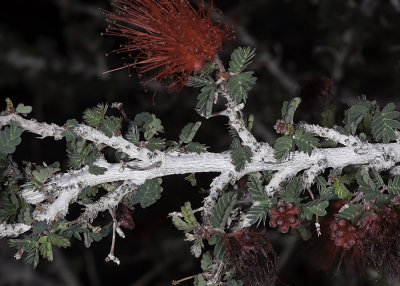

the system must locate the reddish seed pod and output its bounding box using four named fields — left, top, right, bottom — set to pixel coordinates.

left=286, top=202, right=294, bottom=209
left=277, top=206, right=286, bottom=214
left=269, top=202, right=301, bottom=233
left=288, top=216, right=296, bottom=224
left=276, top=218, right=285, bottom=226
left=280, top=223, right=290, bottom=233
left=330, top=218, right=363, bottom=250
